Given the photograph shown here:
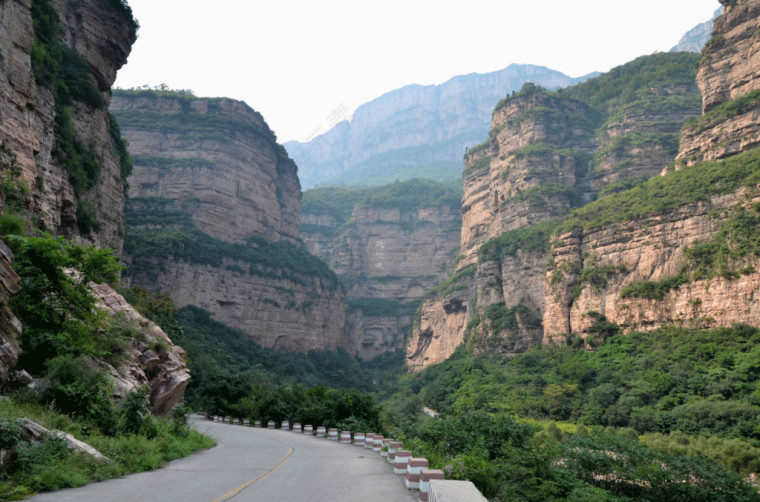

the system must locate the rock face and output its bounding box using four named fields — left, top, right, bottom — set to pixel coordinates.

left=285, top=64, right=592, bottom=189
left=407, top=53, right=703, bottom=370
left=115, top=91, right=348, bottom=353
left=0, top=0, right=136, bottom=252
left=0, top=241, right=22, bottom=384
left=301, top=180, right=461, bottom=358
left=544, top=0, right=760, bottom=343
left=677, top=1, right=760, bottom=166
left=111, top=92, right=300, bottom=243
left=90, top=283, right=190, bottom=416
